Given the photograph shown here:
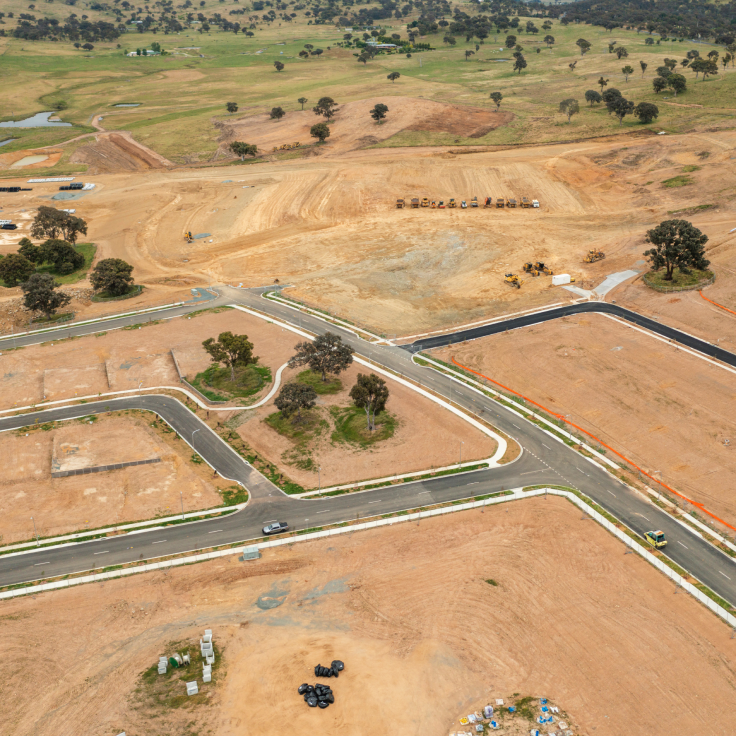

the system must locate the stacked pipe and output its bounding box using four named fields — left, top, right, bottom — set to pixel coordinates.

left=298, top=660, right=345, bottom=709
